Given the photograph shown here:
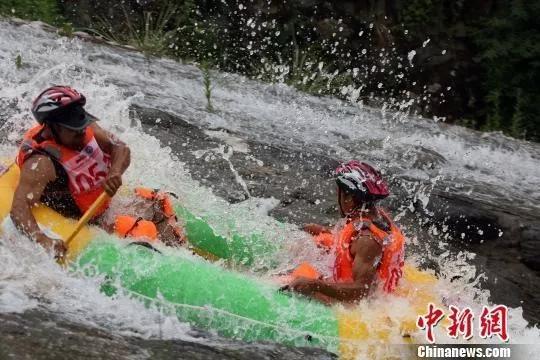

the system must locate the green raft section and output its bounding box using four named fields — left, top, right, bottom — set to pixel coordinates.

left=175, top=205, right=280, bottom=266
left=75, top=238, right=340, bottom=350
